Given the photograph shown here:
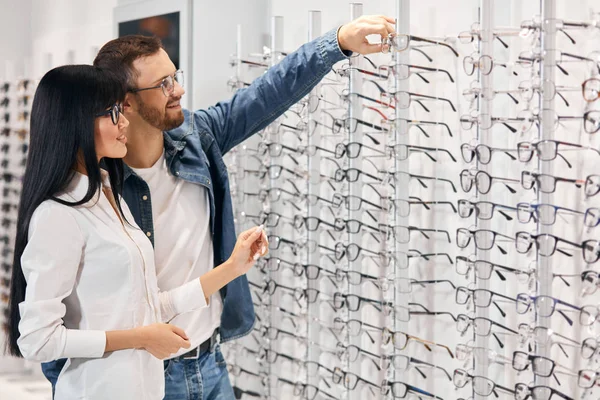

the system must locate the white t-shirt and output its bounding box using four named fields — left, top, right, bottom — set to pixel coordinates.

left=131, top=151, right=223, bottom=358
